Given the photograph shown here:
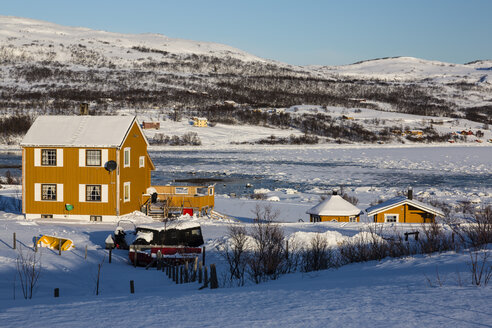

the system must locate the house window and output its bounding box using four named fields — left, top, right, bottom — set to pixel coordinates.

left=349, top=216, right=357, bottom=223
left=86, top=185, right=101, bottom=202
left=41, top=184, right=57, bottom=200
left=41, top=149, right=57, bottom=166
left=139, top=156, right=145, bottom=168
left=124, top=182, right=130, bottom=202
left=86, top=150, right=101, bottom=166
left=124, top=148, right=130, bottom=167
left=175, top=187, right=188, bottom=194
left=384, top=214, right=398, bottom=223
